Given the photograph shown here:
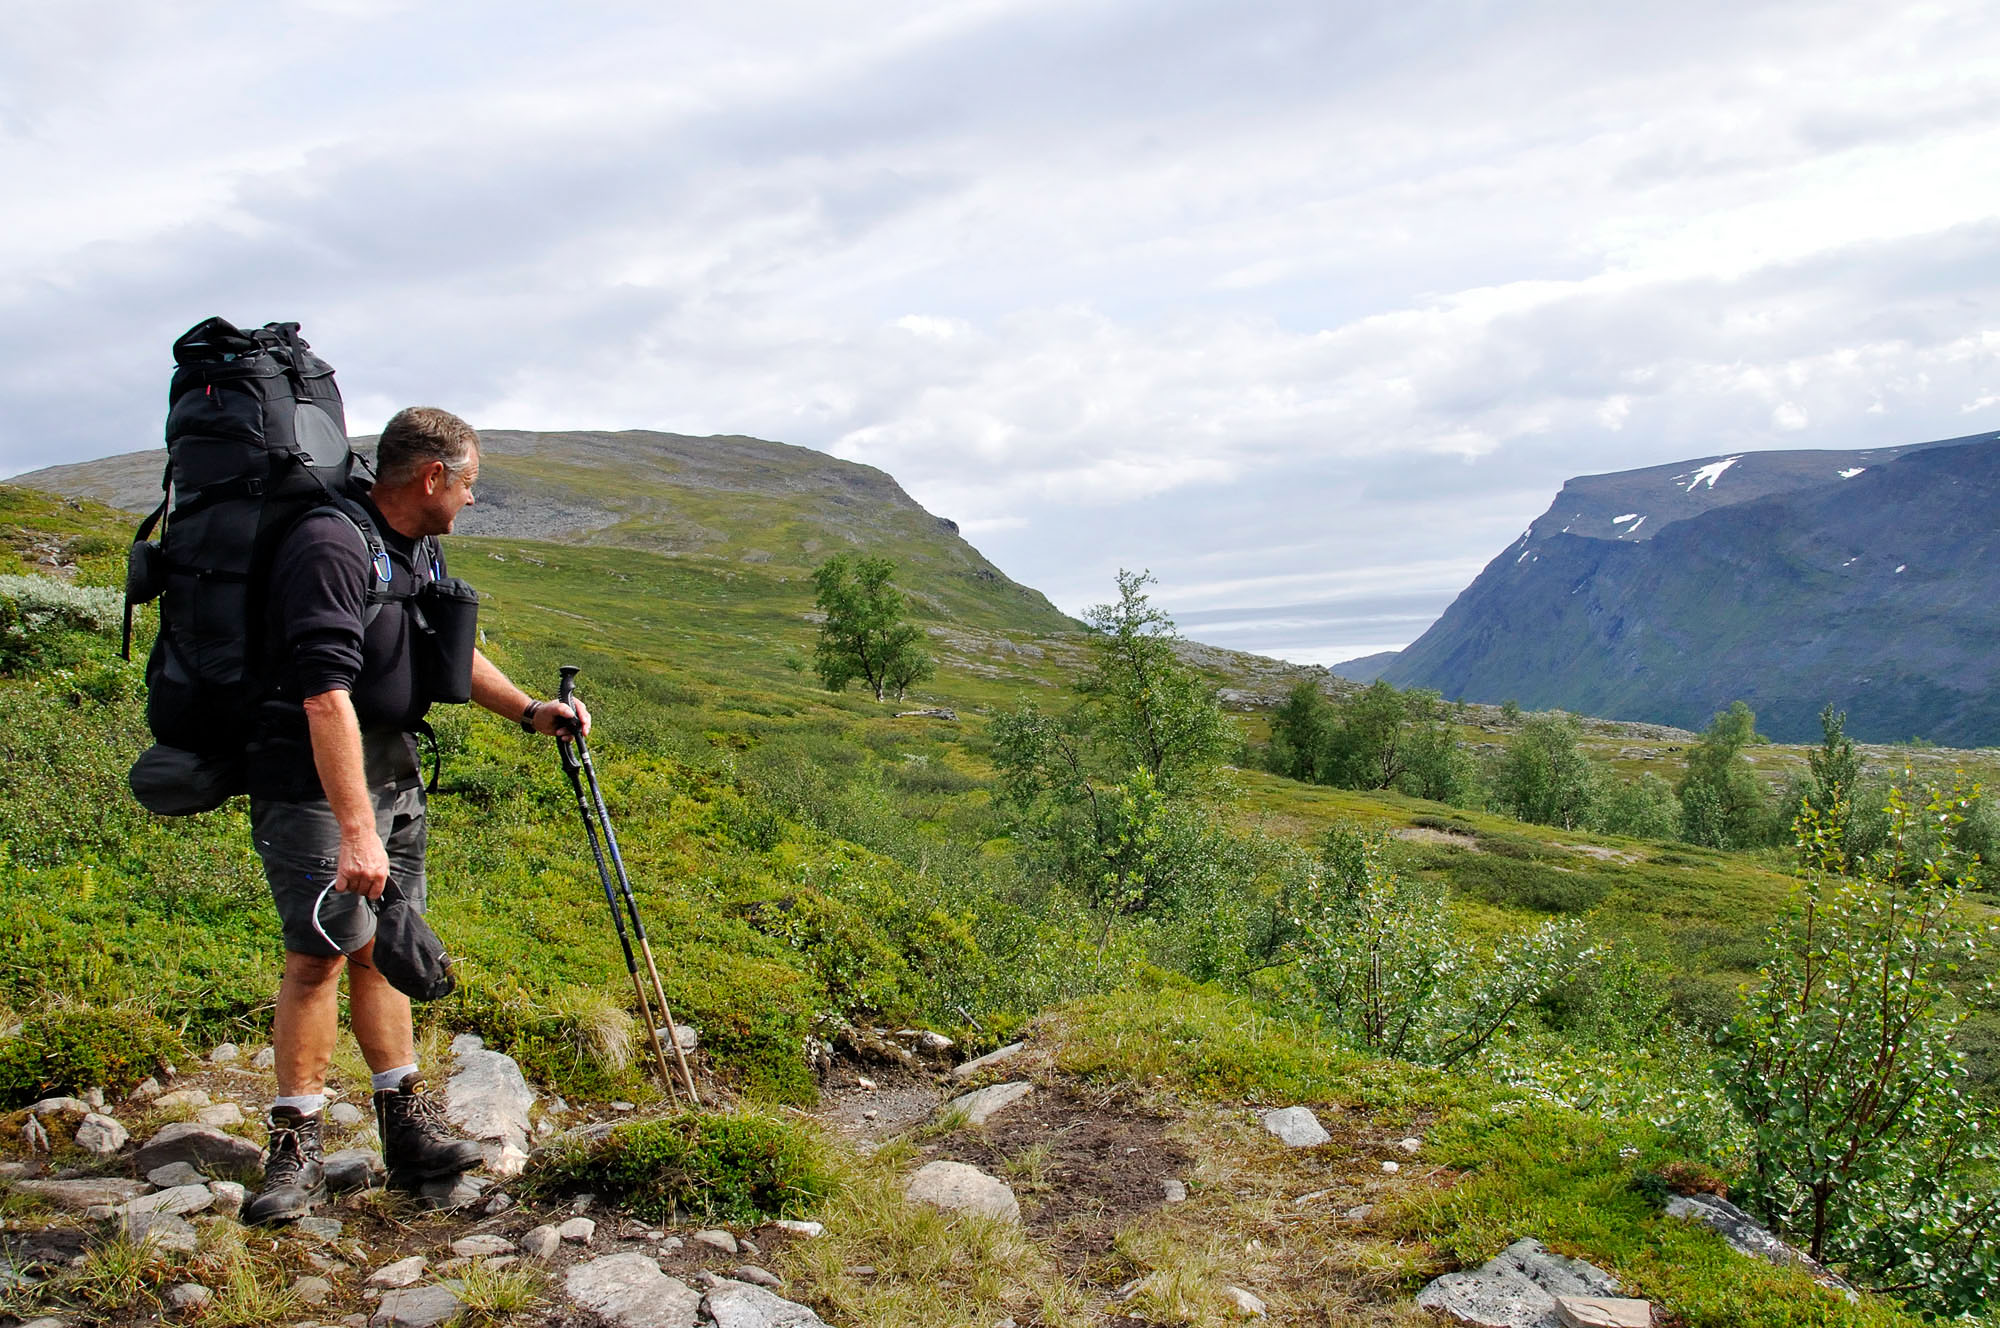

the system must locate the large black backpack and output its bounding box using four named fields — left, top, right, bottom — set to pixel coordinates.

left=124, top=317, right=390, bottom=814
